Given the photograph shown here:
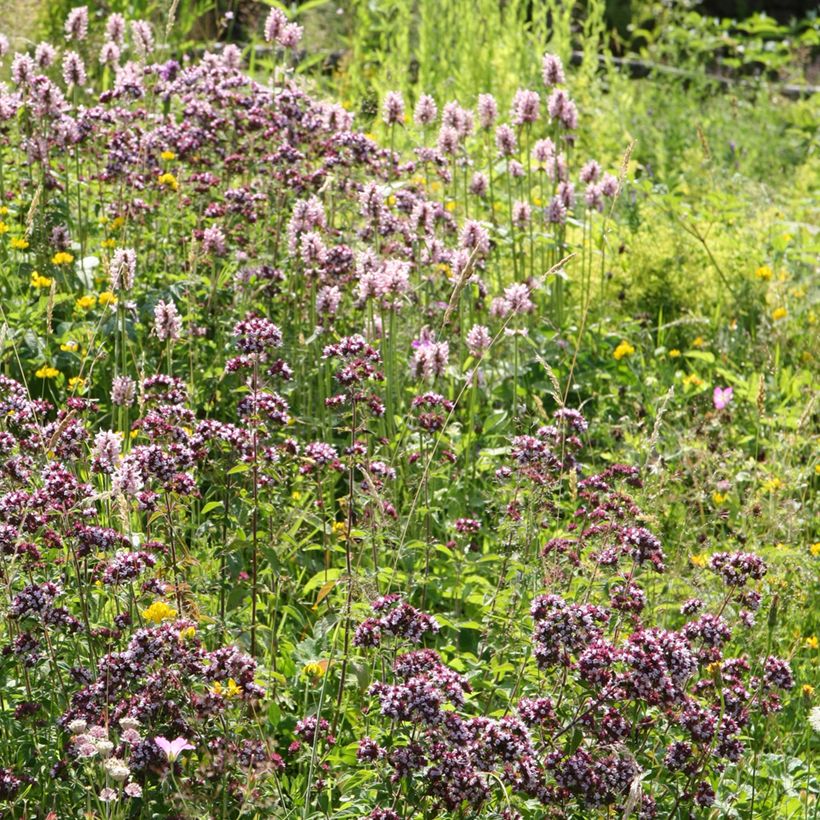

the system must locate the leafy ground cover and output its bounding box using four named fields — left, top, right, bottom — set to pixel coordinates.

left=0, top=3, right=816, bottom=818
